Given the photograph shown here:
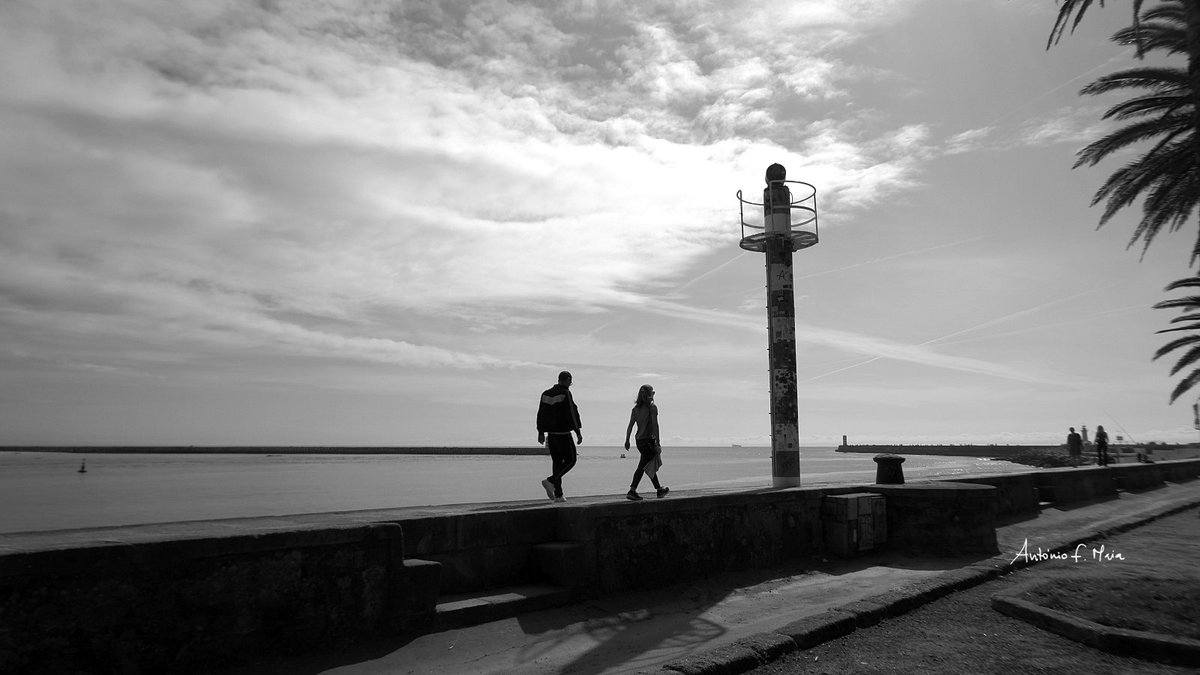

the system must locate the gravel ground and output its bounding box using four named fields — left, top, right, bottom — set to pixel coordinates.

left=750, top=507, right=1200, bottom=674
